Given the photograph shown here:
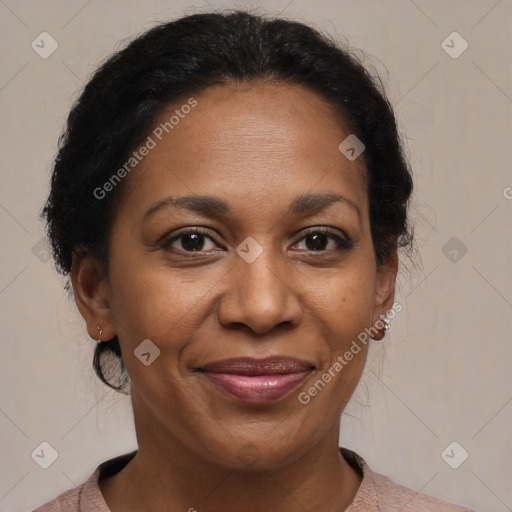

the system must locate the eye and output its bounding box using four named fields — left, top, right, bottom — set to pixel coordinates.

left=292, top=227, right=353, bottom=252
left=159, top=226, right=353, bottom=255
left=161, top=228, right=220, bottom=253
